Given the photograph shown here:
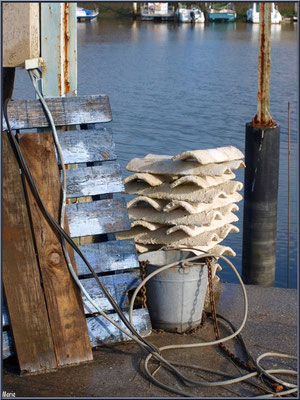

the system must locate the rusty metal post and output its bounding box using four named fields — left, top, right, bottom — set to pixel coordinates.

left=242, top=2, right=280, bottom=286
left=252, top=2, right=274, bottom=127
left=40, top=3, right=77, bottom=97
